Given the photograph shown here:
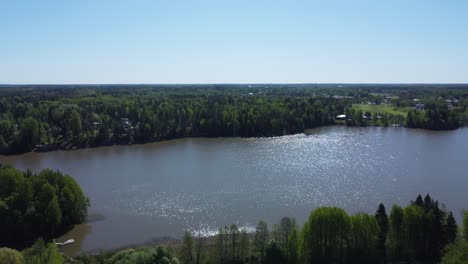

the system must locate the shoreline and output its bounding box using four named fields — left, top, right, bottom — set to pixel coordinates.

left=2, top=124, right=463, bottom=157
